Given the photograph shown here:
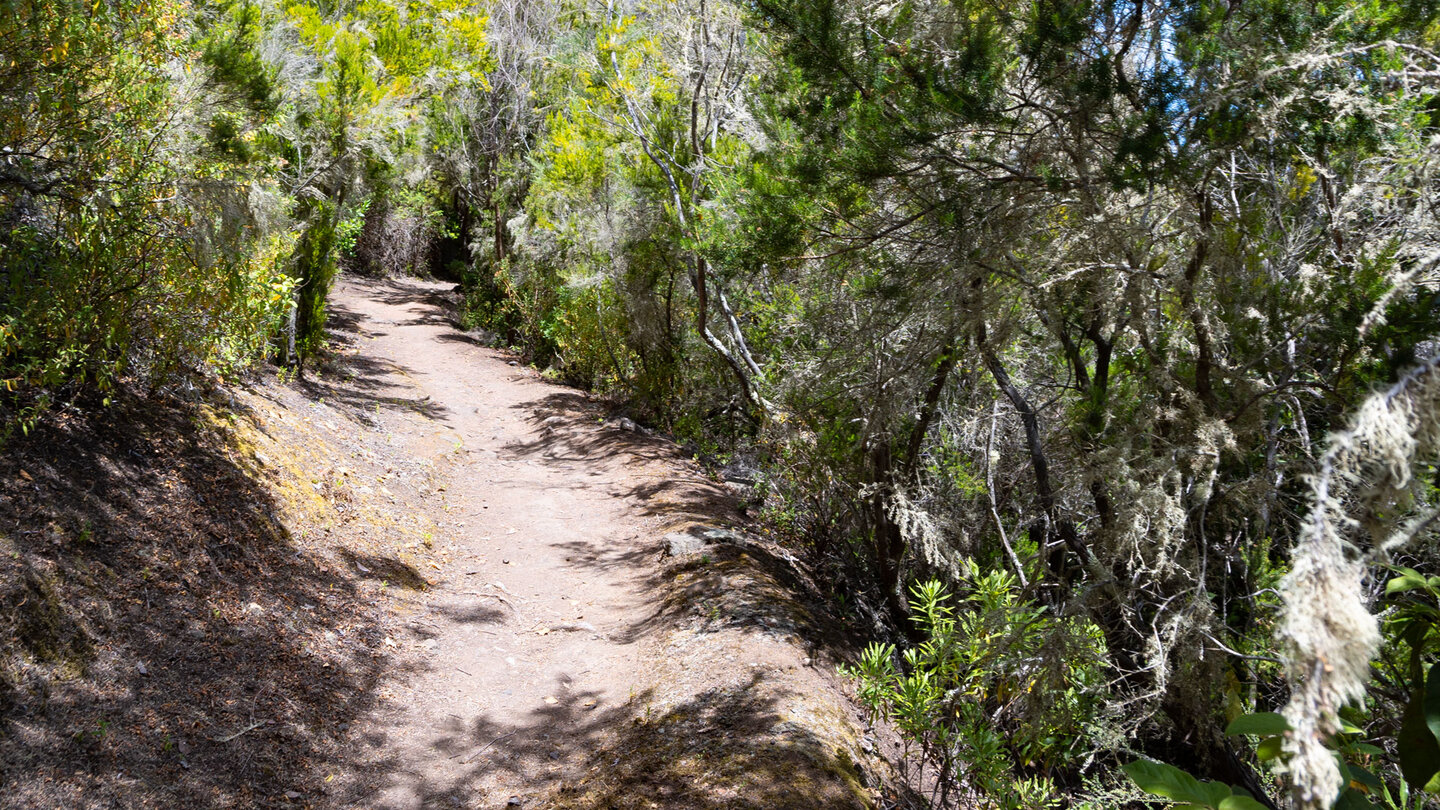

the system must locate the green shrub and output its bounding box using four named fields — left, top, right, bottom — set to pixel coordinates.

left=0, top=0, right=297, bottom=427
left=844, top=573, right=1104, bottom=809
left=293, top=201, right=339, bottom=358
